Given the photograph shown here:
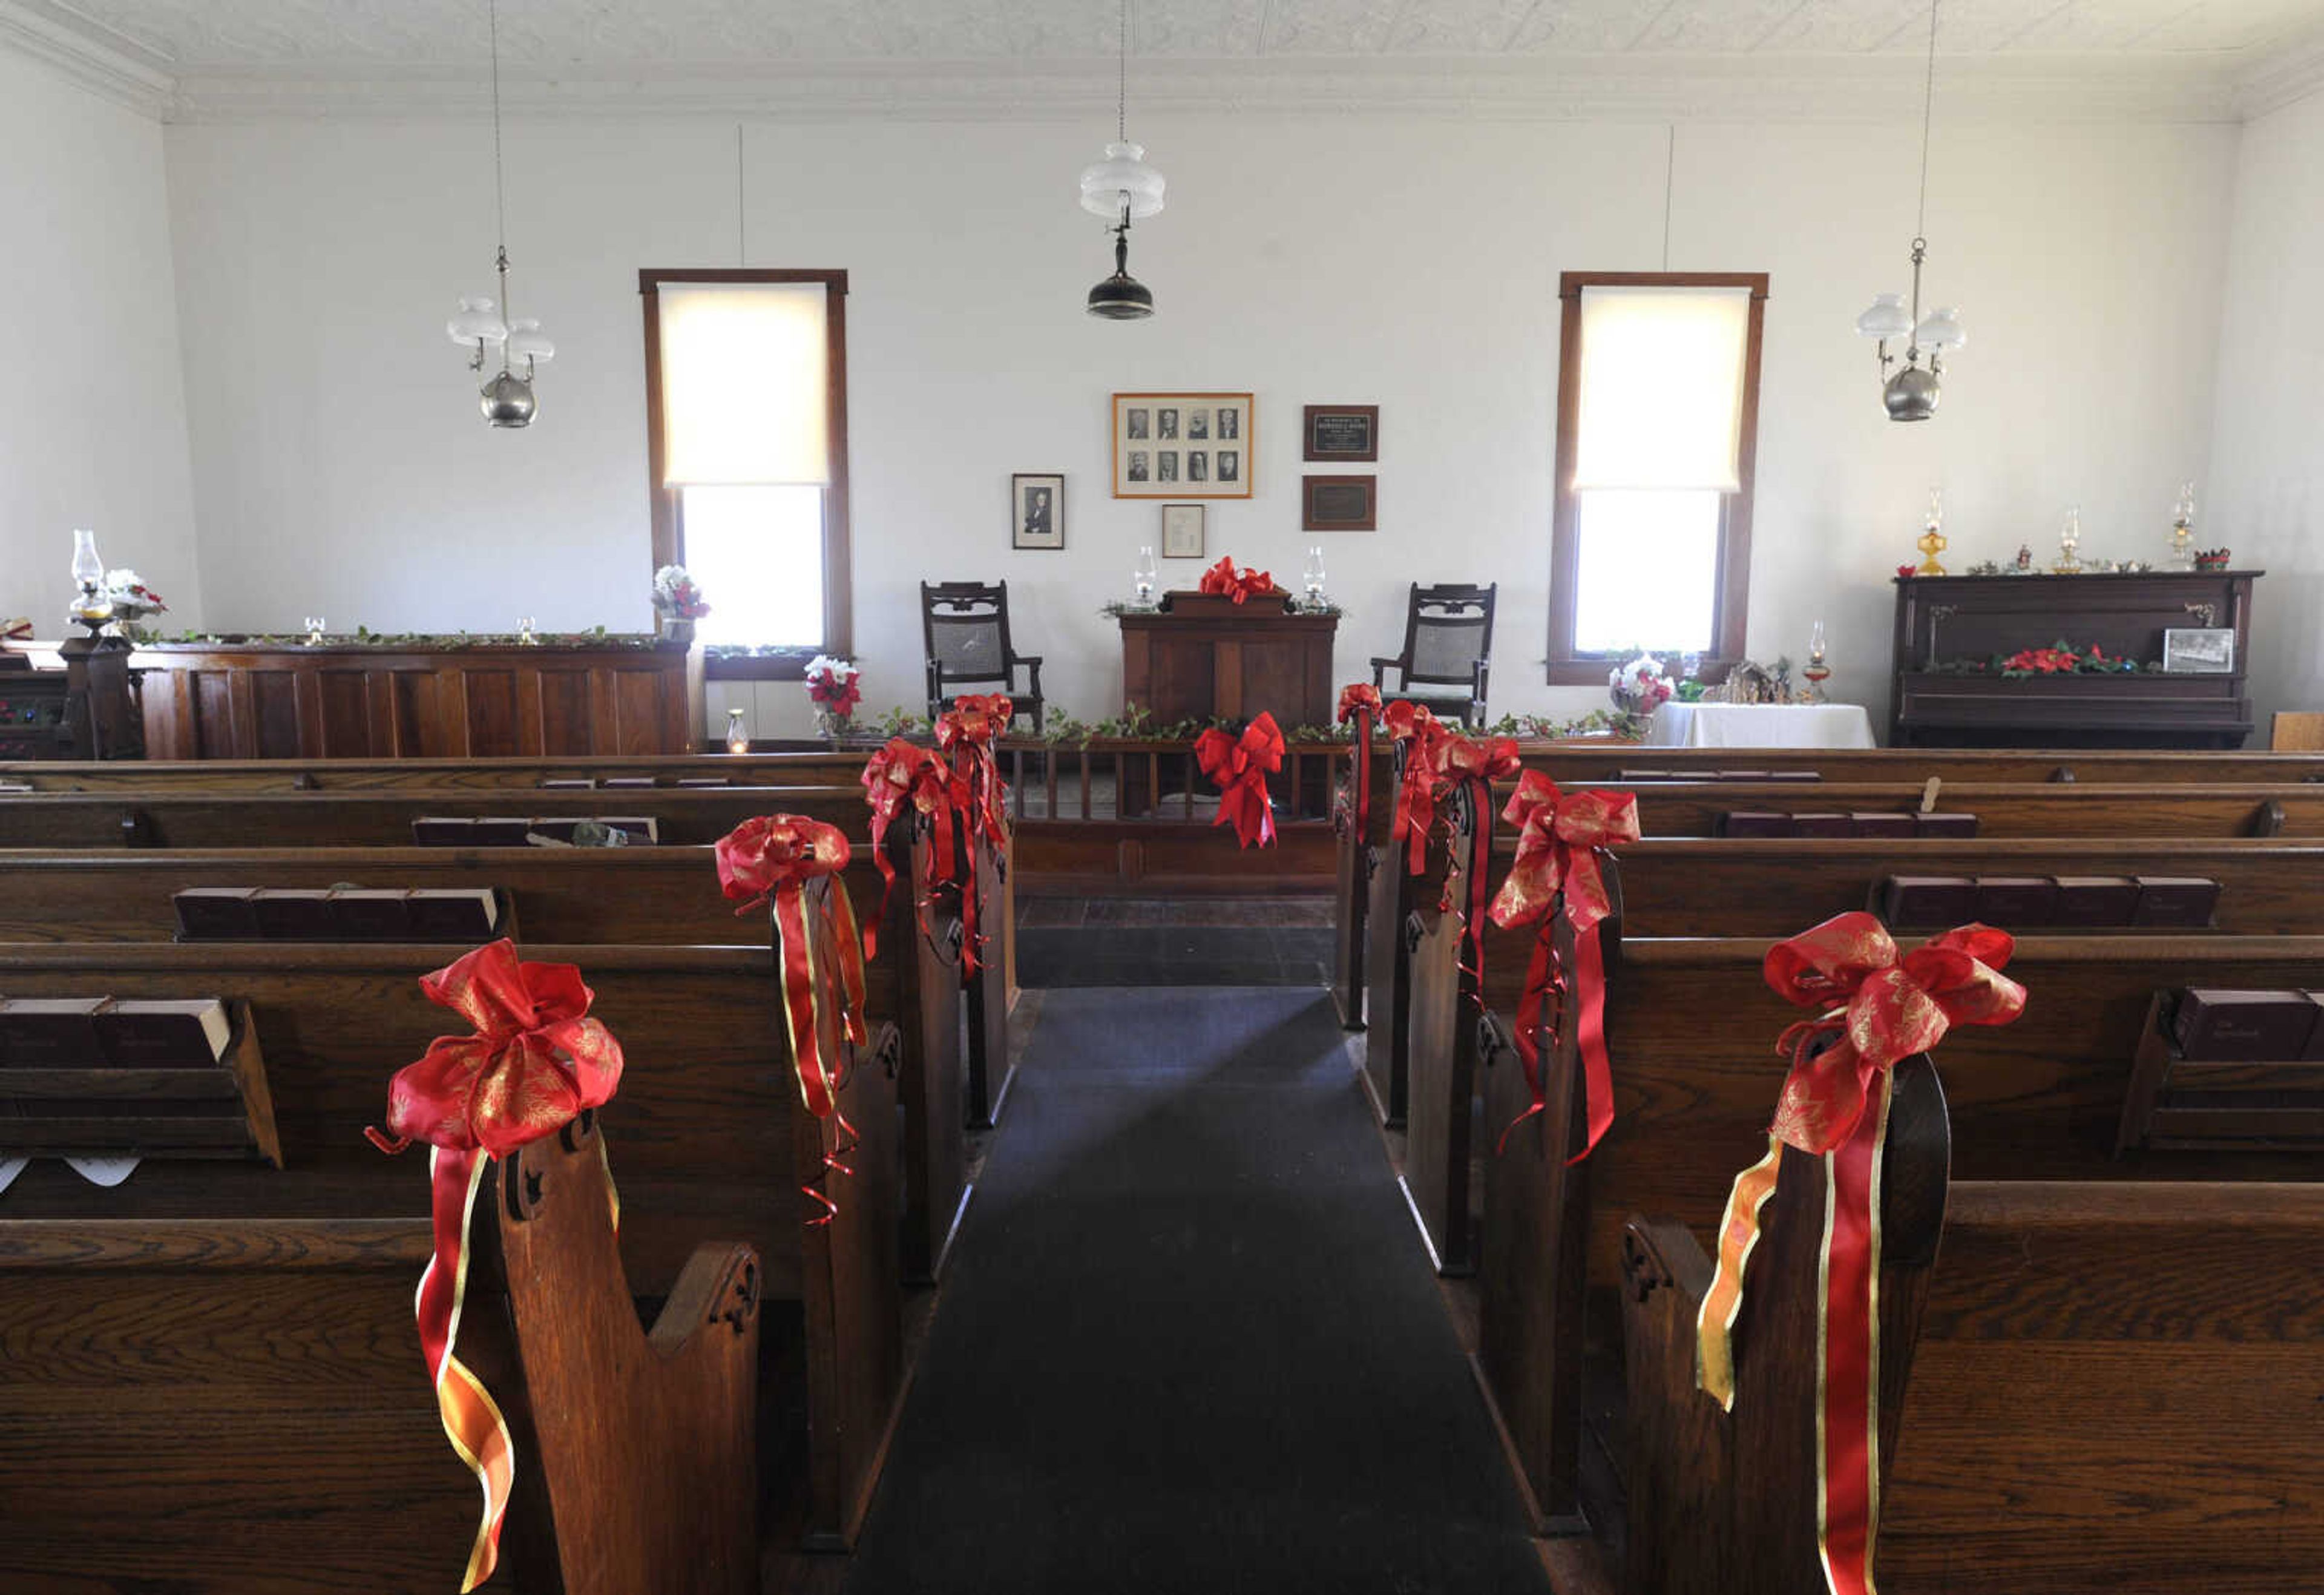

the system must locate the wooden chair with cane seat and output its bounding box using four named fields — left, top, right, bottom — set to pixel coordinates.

left=1371, top=582, right=1497, bottom=729
left=922, top=581, right=1045, bottom=733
